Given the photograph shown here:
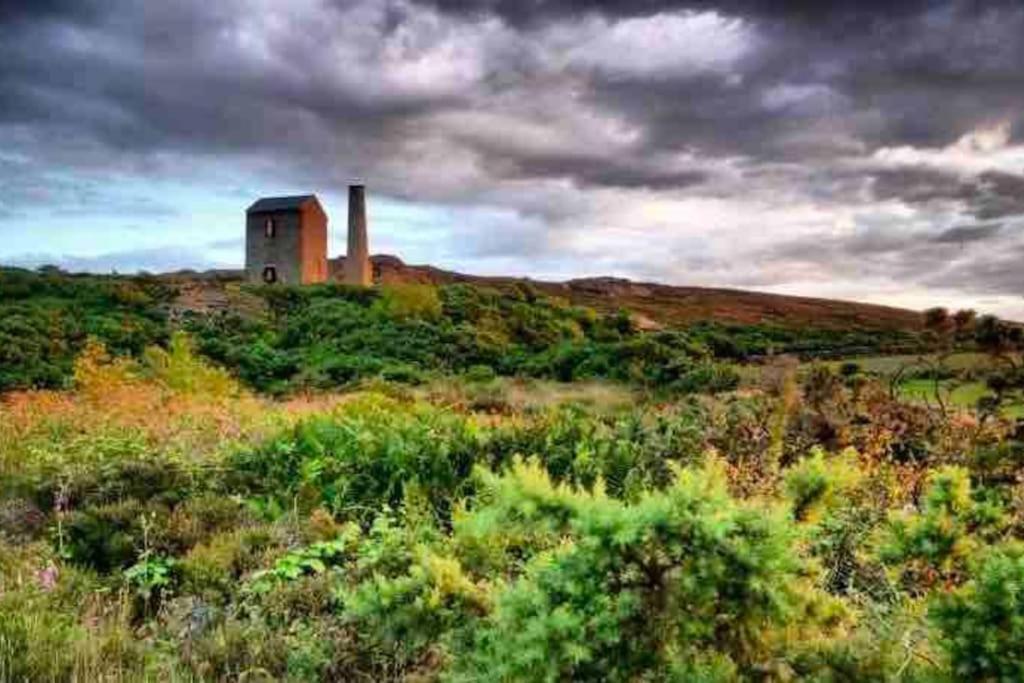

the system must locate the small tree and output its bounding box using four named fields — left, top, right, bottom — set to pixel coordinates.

left=952, top=309, right=977, bottom=339
left=973, top=316, right=1024, bottom=422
